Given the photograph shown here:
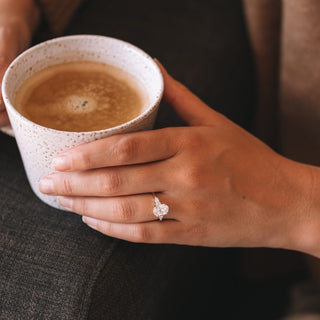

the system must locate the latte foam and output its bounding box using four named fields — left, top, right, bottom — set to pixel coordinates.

left=15, top=61, right=148, bottom=132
